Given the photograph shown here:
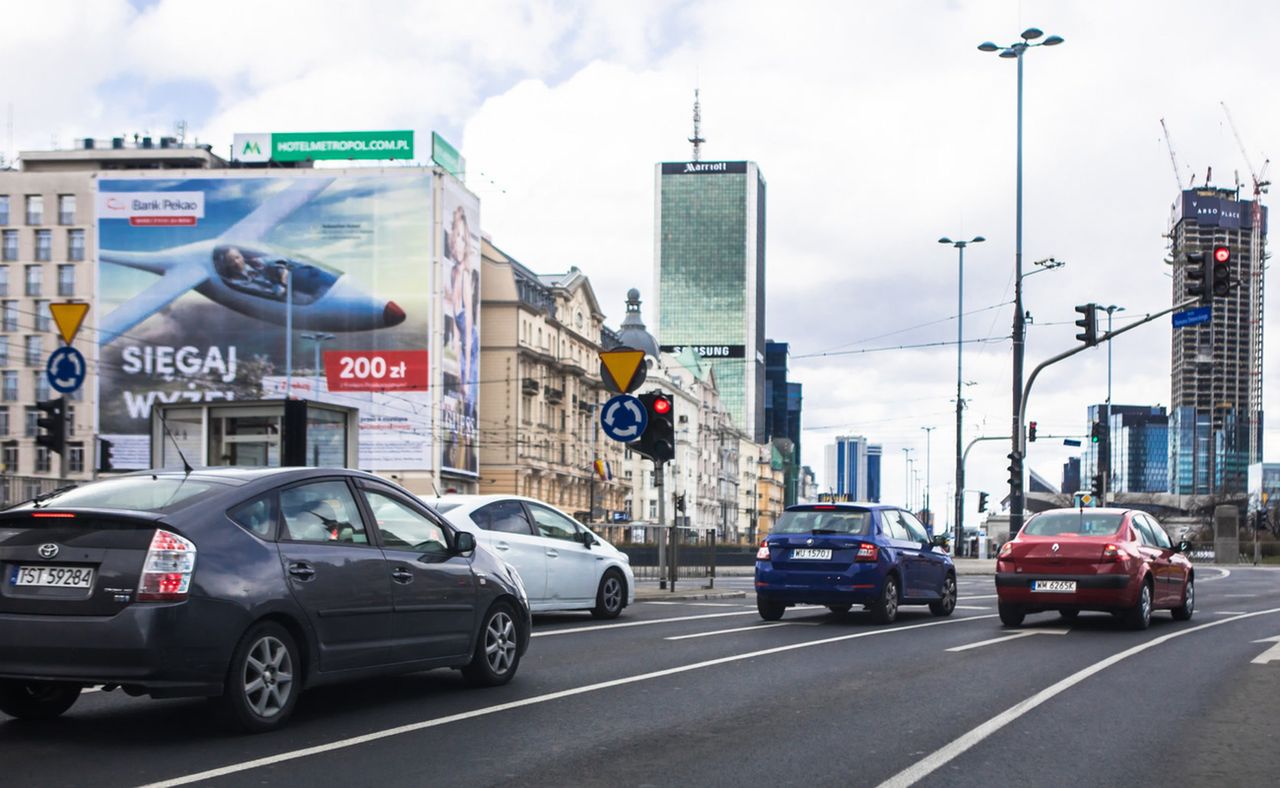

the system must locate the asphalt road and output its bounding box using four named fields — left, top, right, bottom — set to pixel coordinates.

left=1, top=568, right=1277, bottom=787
